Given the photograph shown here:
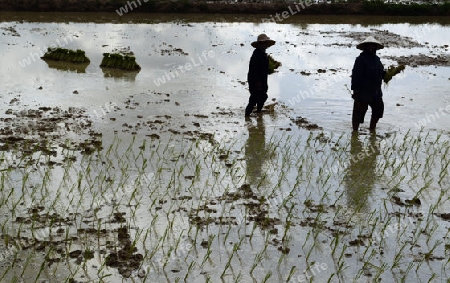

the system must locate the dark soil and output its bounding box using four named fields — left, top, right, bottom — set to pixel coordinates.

left=337, top=29, right=425, bottom=49
left=0, top=105, right=102, bottom=167
left=291, top=116, right=322, bottom=131
left=188, top=183, right=285, bottom=250
left=2, top=205, right=142, bottom=276
left=386, top=54, right=450, bottom=67
left=0, top=0, right=449, bottom=16
left=105, top=227, right=144, bottom=278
